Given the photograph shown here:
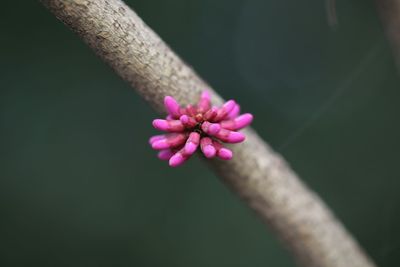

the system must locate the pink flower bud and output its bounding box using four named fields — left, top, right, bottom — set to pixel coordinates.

left=184, top=132, right=200, bottom=155
left=212, top=140, right=233, bottom=160
left=200, top=137, right=216, bottom=158
left=180, top=115, right=197, bottom=128
left=197, top=90, right=211, bottom=112
left=214, top=128, right=245, bottom=143
left=204, top=107, right=218, bottom=121
left=214, top=100, right=236, bottom=121
left=201, top=121, right=221, bottom=135
left=151, top=133, right=187, bottom=150
left=150, top=91, right=252, bottom=166
left=152, top=119, right=185, bottom=132
left=169, top=150, right=188, bottom=167
left=226, top=104, right=240, bottom=119
left=164, top=96, right=181, bottom=119
left=220, top=113, right=253, bottom=130
left=149, top=135, right=164, bottom=145
left=158, top=149, right=174, bottom=160
left=218, top=148, right=233, bottom=160
left=185, top=104, right=197, bottom=117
